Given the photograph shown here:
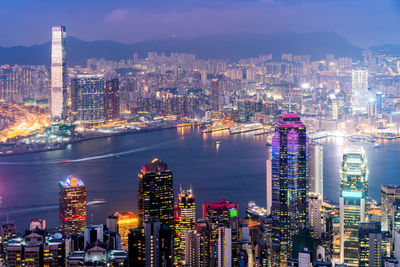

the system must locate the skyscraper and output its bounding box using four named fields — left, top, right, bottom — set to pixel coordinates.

left=105, top=78, right=120, bottom=120
left=59, top=176, right=87, bottom=236
left=351, top=69, right=369, bottom=114
left=381, top=185, right=400, bottom=232
left=339, top=146, right=368, bottom=266
left=217, top=227, right=232, bottom=267
left=271, top=113, right=309, bottom=266
left=137, top=158, right=174, bottom=228
left=358, top=222, right=382, bottom=267
left=175, top=187, right=196, bottom=265
left=308, top=192, right=322, bottom=239
left=113, top=212, right=139, bottom=250
left=71, top=75, right=105, bottom=124
left=50, top=26, right=67, bottom=121
left=309, top=142, right=323, bottom=198
left=128, top=227, right=145, bottom=266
